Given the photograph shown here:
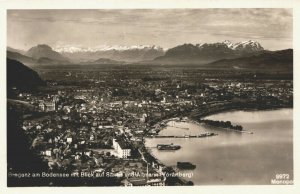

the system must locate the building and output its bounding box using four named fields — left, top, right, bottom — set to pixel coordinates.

left=39, top=101, right=56, bottom=112
left=38, top=96, right=59, bottom=112
left=113, top=138, right=131, bottom=158
left=45, top=150, right=52, bottom=157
